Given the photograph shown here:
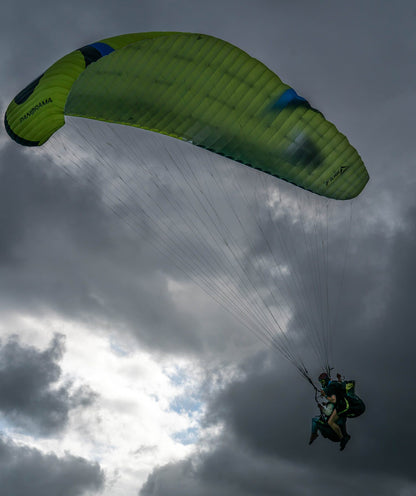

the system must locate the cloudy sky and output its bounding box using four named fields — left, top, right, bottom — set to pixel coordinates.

left=1, top=1, right=416, bottom=495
